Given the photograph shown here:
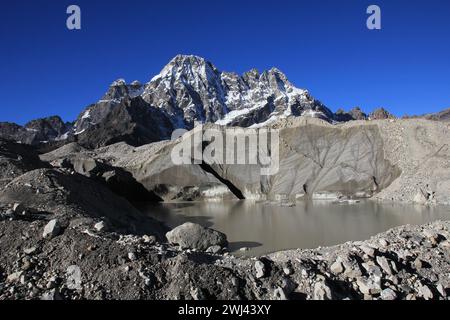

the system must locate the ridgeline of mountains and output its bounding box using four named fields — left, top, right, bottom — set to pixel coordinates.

left=1, top=55, right=448, bottom=149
